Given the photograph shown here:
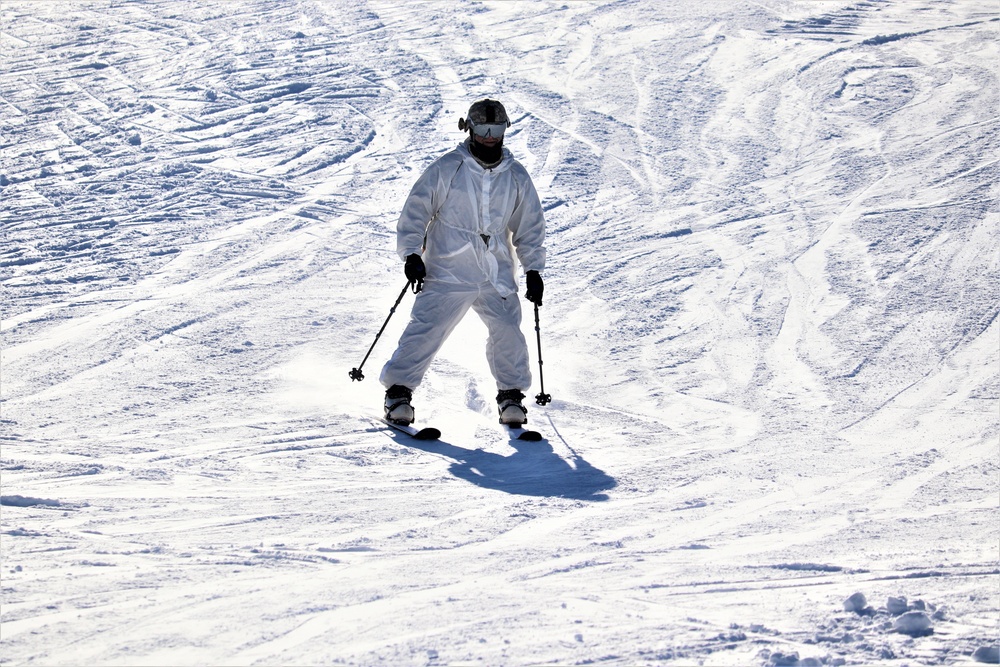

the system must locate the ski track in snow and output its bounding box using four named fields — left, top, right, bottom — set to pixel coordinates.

left=1, top=1, right=998, bottom=665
